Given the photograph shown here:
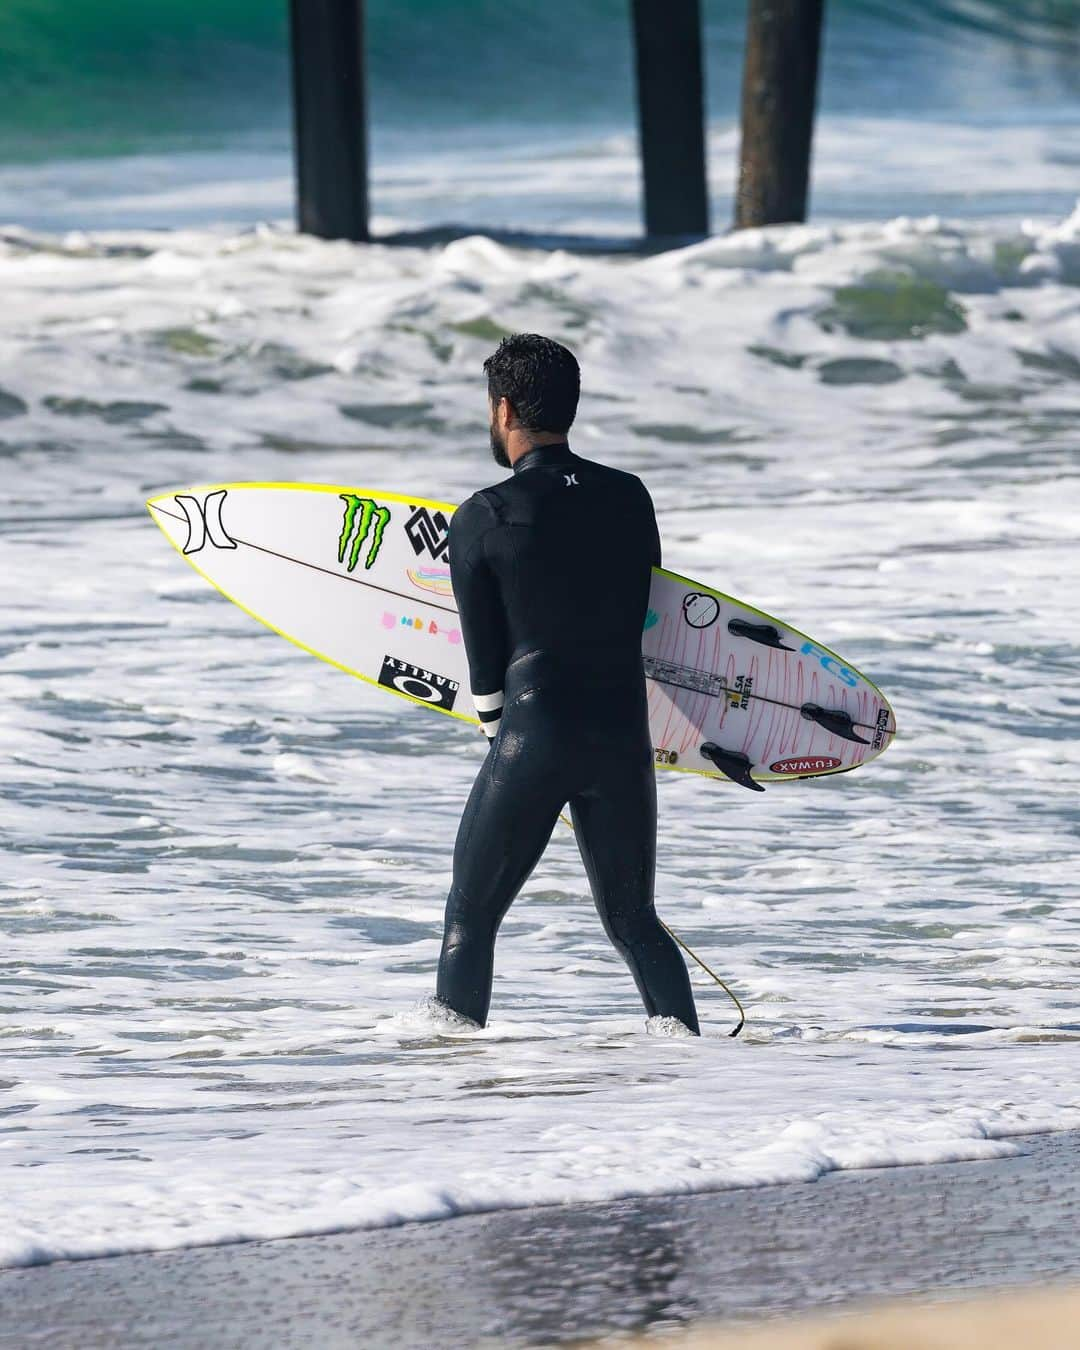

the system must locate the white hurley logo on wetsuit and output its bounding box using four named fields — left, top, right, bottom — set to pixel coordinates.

left=563, top=473, right=578, bottom=486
